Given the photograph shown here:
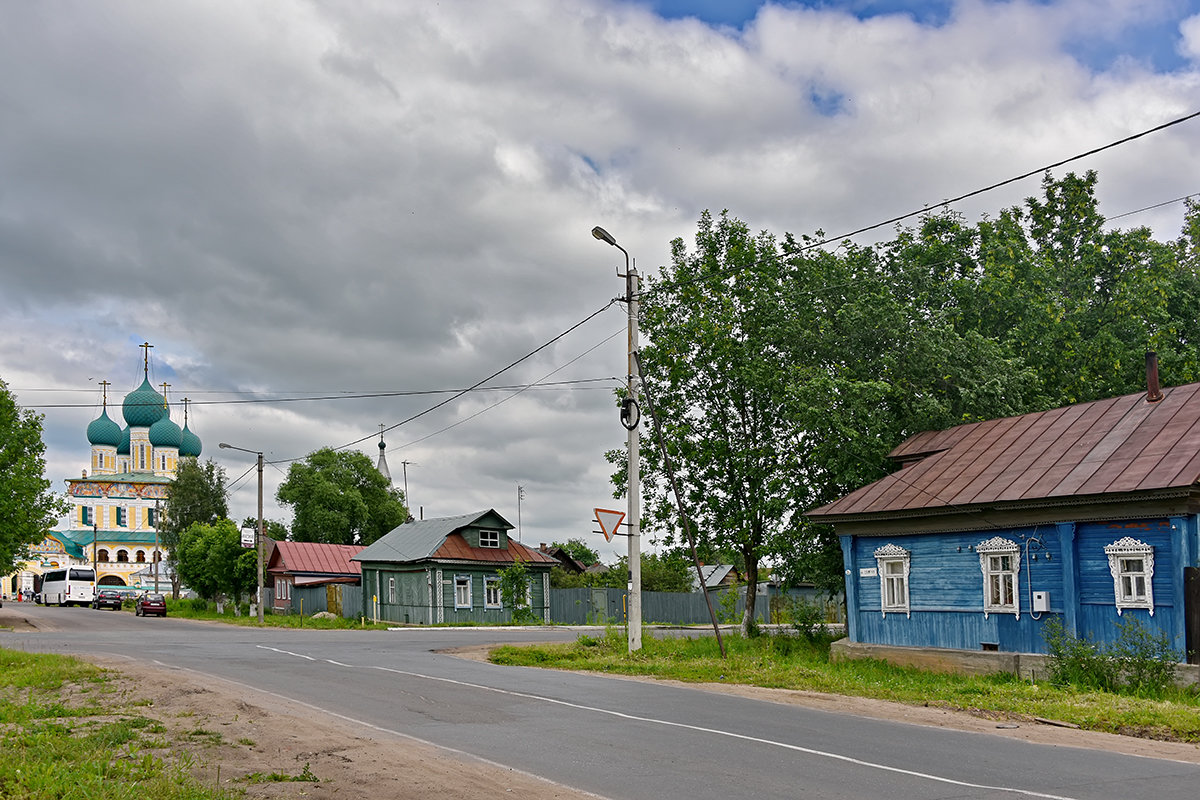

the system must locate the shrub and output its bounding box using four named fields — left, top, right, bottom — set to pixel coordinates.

left=1043, top=616, right=1177, bottom=698
left=785, top=596, right=829, bottom=642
